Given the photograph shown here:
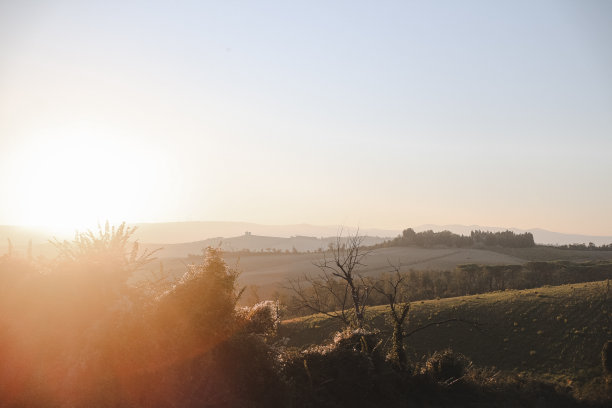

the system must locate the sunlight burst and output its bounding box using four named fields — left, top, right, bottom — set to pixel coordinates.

left=9, top=126, right=158, bottom=232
